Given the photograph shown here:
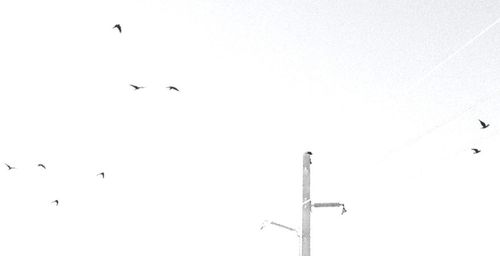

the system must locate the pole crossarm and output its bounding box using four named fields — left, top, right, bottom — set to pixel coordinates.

left=261, top=220, right=301, bottom=238
left=313, top=202, right=343, bottom=208
left=313, top=202, right=347, bottom=215
left=269, top=221, right=298, bottom=233
left=269, top=222, right=301, bottom=237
